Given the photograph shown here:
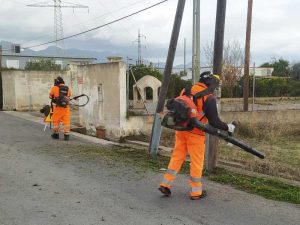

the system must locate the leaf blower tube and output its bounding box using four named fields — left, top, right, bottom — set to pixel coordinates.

left=70, top=94, right=89, bottom=107
left=190, top=118, right=265, bottom=159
